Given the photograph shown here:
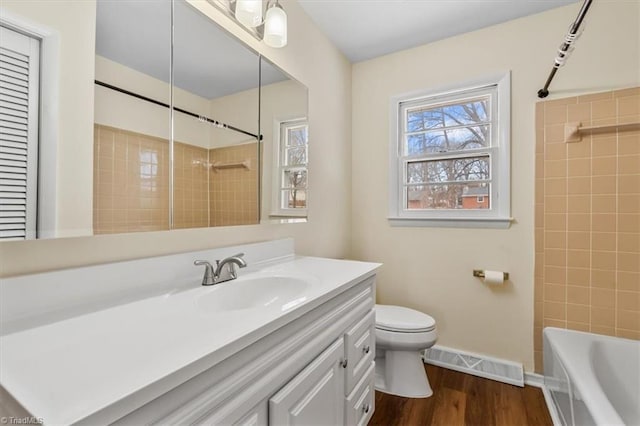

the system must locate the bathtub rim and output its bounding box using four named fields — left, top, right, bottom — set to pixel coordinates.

left=542, top=327, right=637, bottom=426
